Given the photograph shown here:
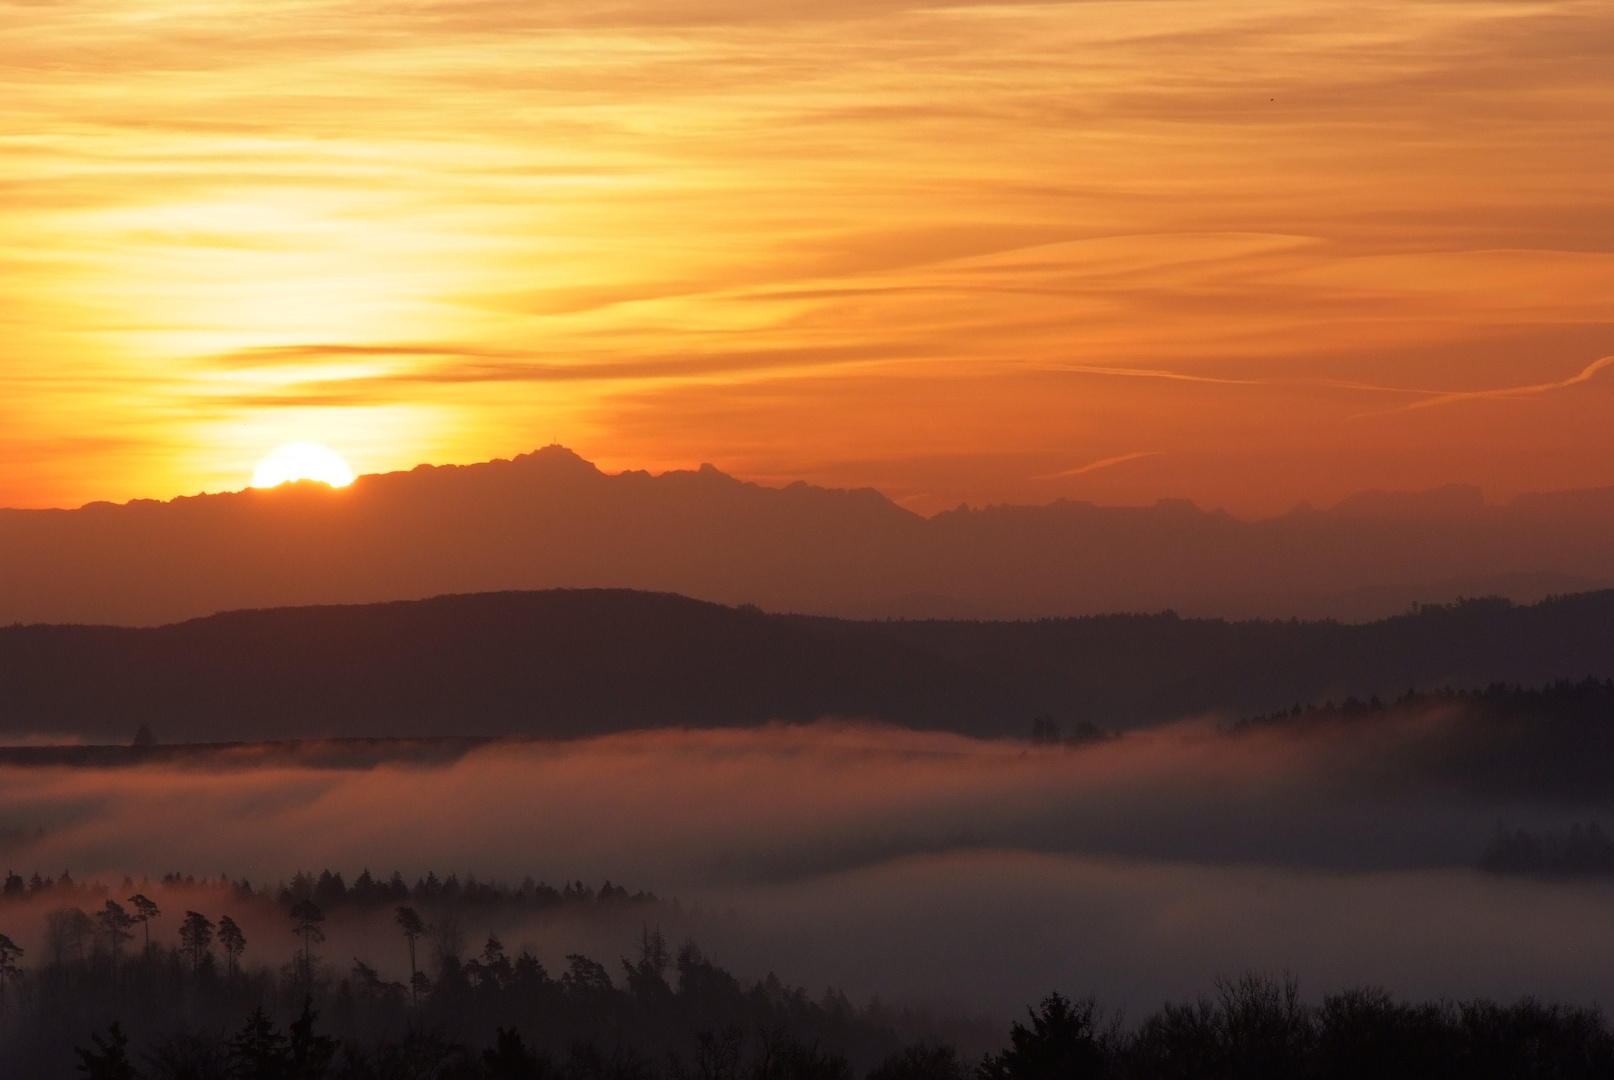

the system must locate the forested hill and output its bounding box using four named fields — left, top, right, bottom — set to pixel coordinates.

left=4, top=588, right=1614, bottom=743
